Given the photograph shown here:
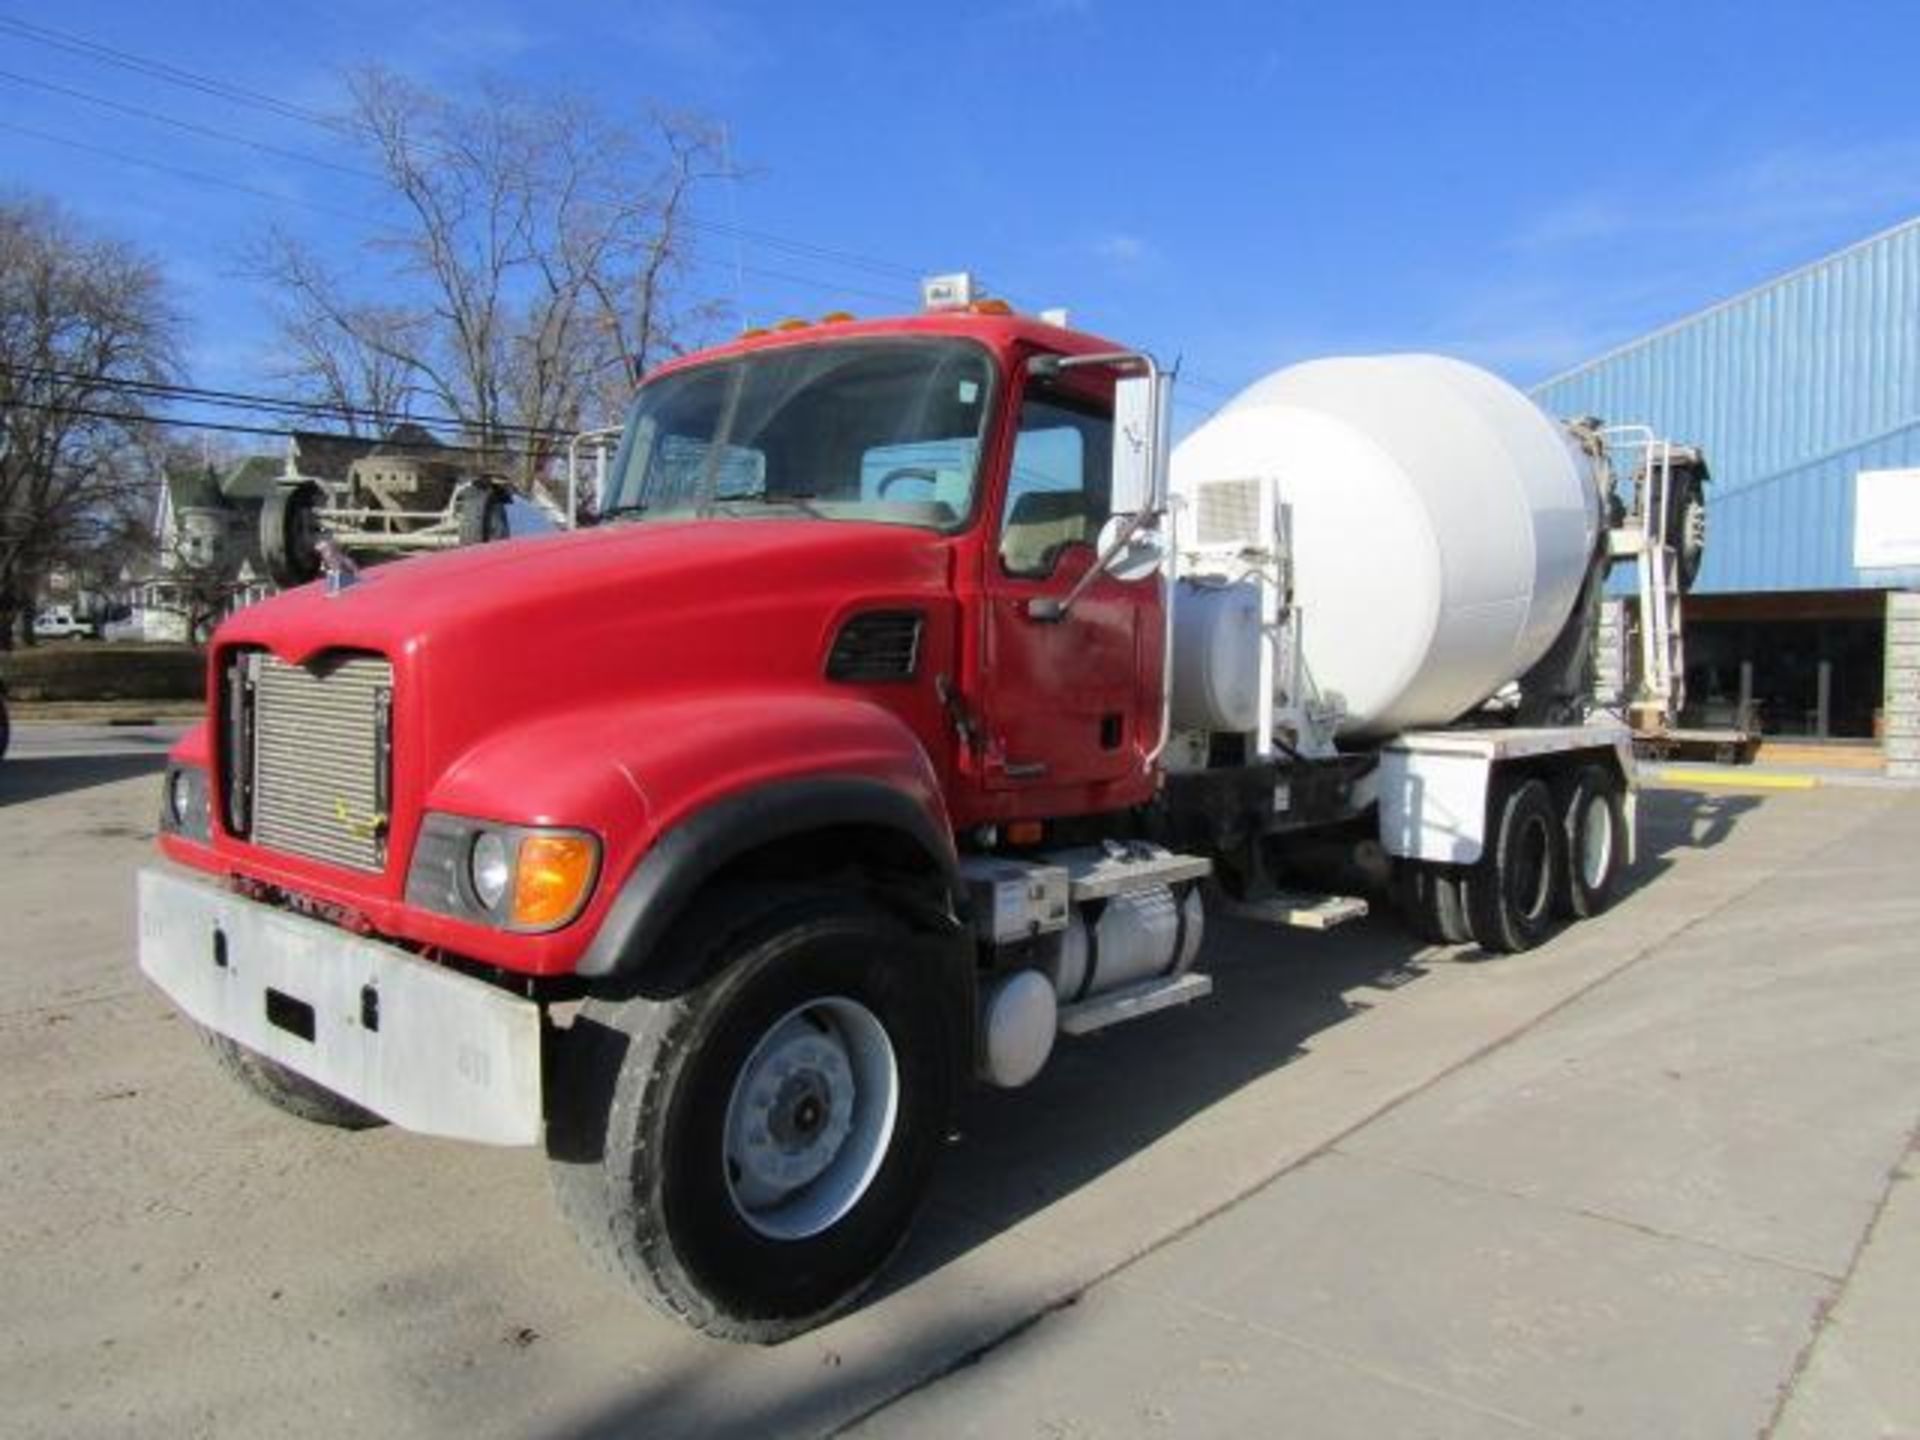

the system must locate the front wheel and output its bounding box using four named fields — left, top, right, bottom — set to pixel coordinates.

left=201, top=1029, right=385, bottom=1130
left=547, top=891, right=953, bottom=1342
